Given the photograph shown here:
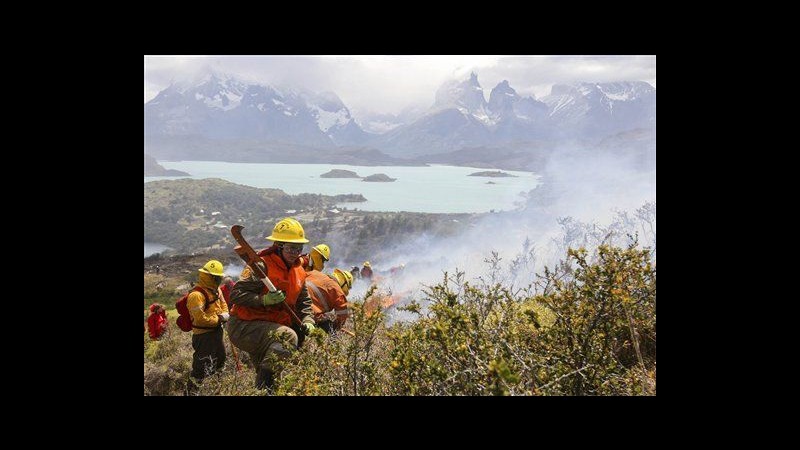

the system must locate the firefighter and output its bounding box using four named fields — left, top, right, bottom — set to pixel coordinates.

left=360, top=261, right=373, bottom=280
left=146, top=303, right=168, bottom=340
left=227, top=218, right=316, bottom=391
left=305, top=268, right=353, bottom=335
left=301, top=244, right=331, bottom=272
left=186, top=260, right=229, bottom=394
